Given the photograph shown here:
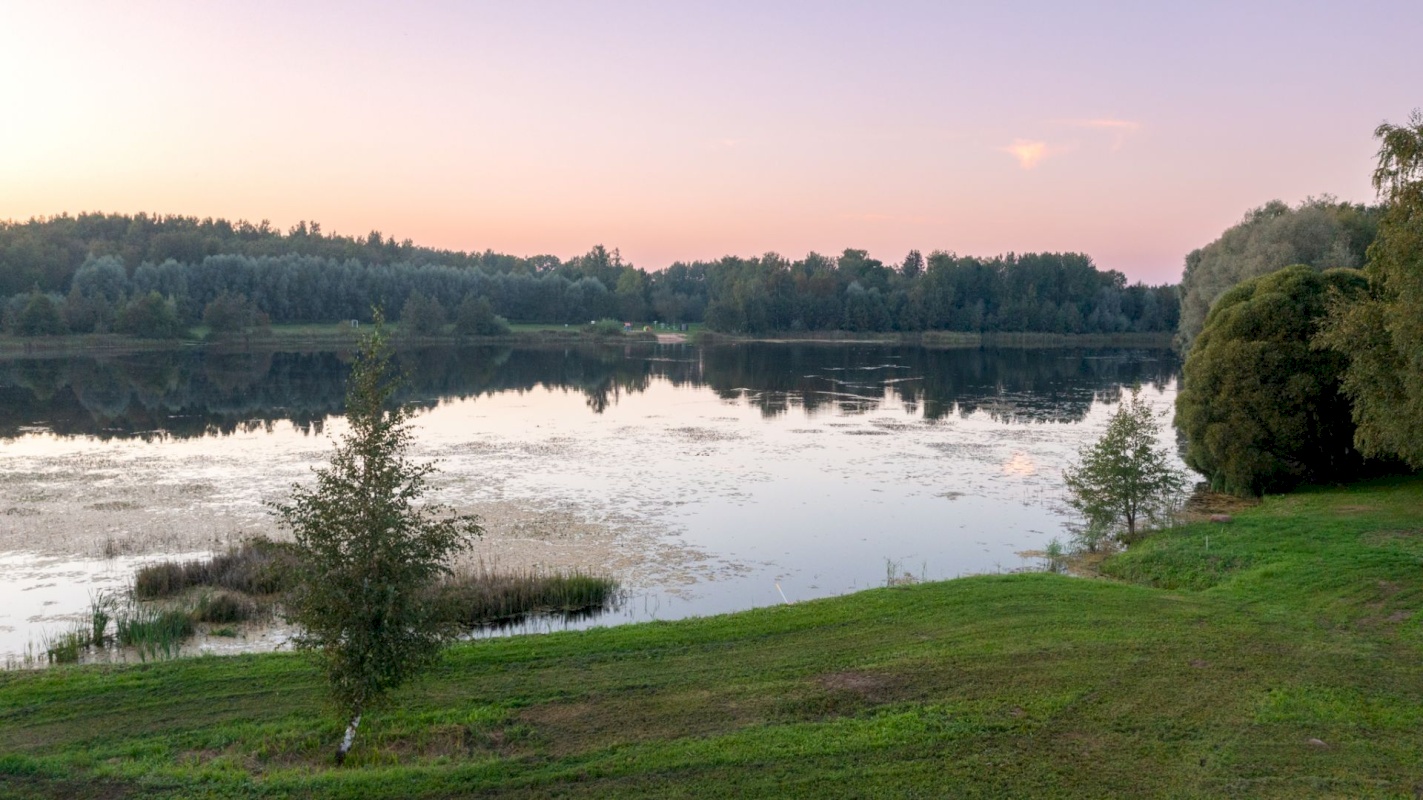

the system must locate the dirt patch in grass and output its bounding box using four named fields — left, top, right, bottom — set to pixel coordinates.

left=815, top=670, right=905, bottom=702
left=1332, top=504, right=1377, bottom=514
left=520, top=690, right=766, bottom=756
left=1181, top=490, right=1260, bottom=520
